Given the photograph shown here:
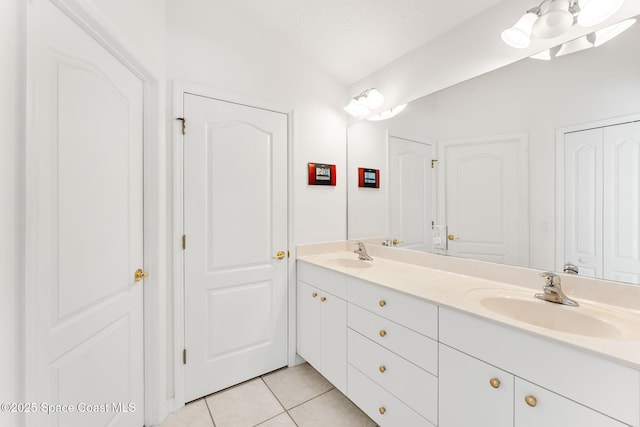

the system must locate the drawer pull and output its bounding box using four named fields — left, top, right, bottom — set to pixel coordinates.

left=525, top=395, right=537, bottom=407
left=312, top=292, right=318, bottom=298
left=320, top=296, right=327, bottom=302
left=379, top=365, right=386, bottom=373
left=379, top=330, right=387, bottom=337
left=379, top=300, right=386, bottom=307
left=379, top=406, right=386, bottom=415
left=489, top=378, right=501, bottom=389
